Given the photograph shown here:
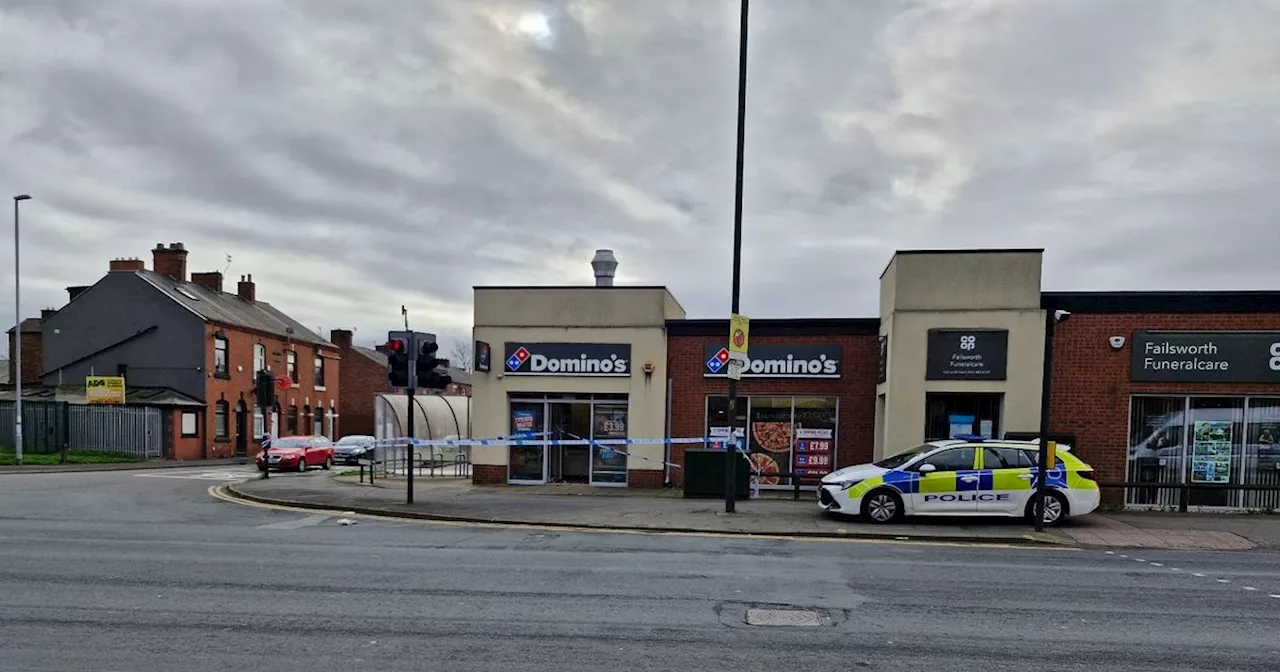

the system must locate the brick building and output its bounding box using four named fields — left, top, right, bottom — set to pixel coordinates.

left=464, top=248, right=1279, bottom=509
left=329, top=328, right=472, bottom=438
left=5, top=313, right=49, bottom=388
left=665, top=319, right=880, bottom=488
left=30, top=242, right=339, bottom=459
